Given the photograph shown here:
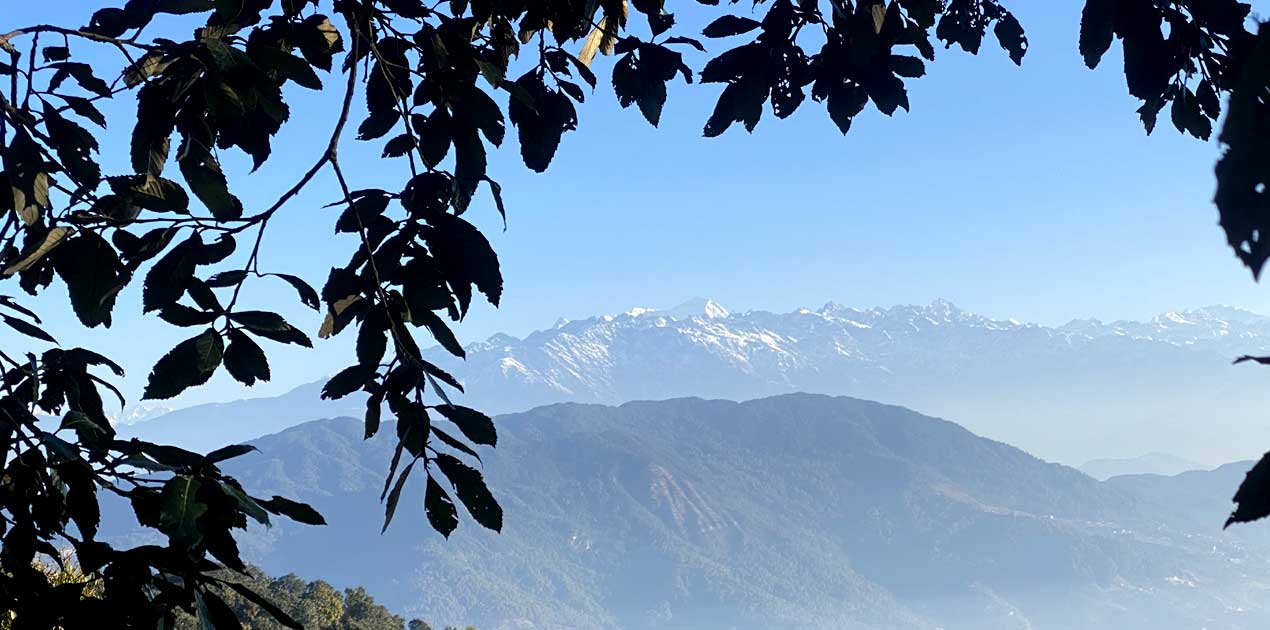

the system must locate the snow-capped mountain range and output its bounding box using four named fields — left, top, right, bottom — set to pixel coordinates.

left=426, top=298, right=1270, bottom=463
left=129, top=298, right=1270, bottom=465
